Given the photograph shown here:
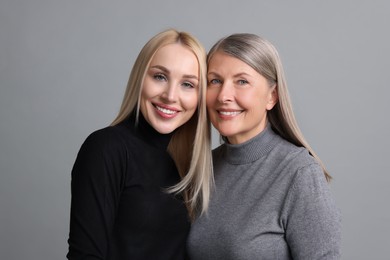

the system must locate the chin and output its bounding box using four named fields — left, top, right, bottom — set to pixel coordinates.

left=155, top=121, right=181, bottom=134
left=218, top=130, right=236, bottom=139
left=154, top=126, right=176, bottom=134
